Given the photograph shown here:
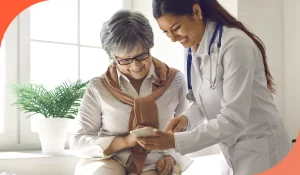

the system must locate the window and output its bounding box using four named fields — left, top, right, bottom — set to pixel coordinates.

left=1, top=0, right=131, bottom=150
left=29, top=0, right=127, bottom=87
